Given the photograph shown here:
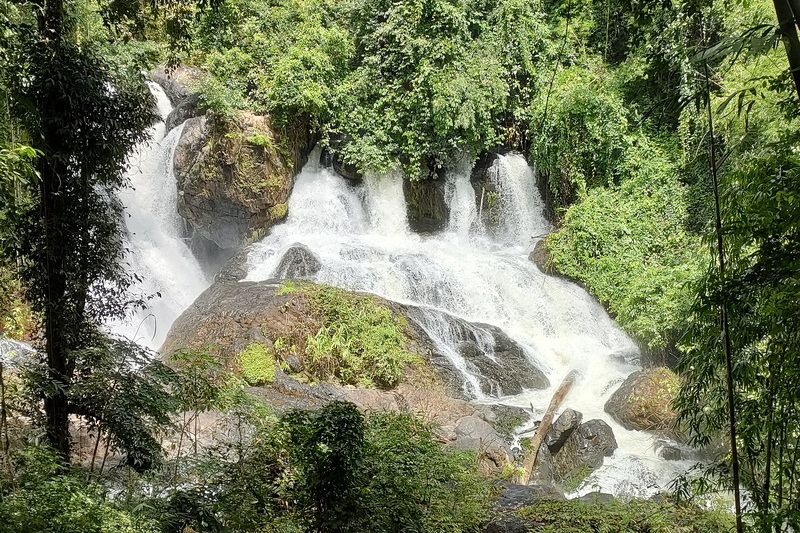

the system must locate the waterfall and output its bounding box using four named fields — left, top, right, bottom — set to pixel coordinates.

left=110, top=83, right=209, bottom=351
left=245, top=151, right=692, bottom=498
